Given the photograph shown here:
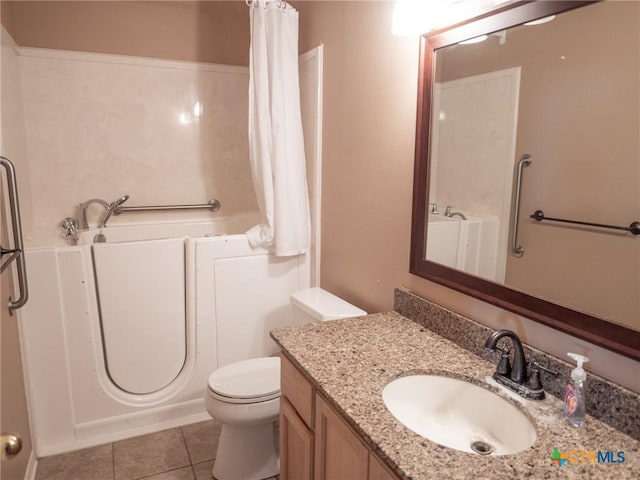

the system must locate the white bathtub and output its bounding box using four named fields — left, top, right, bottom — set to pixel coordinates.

left=426, top=213, right=500, bottom=282
left=75, top=212, right=258, bottom=245
left=18, top=213, right=310, bottom=456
